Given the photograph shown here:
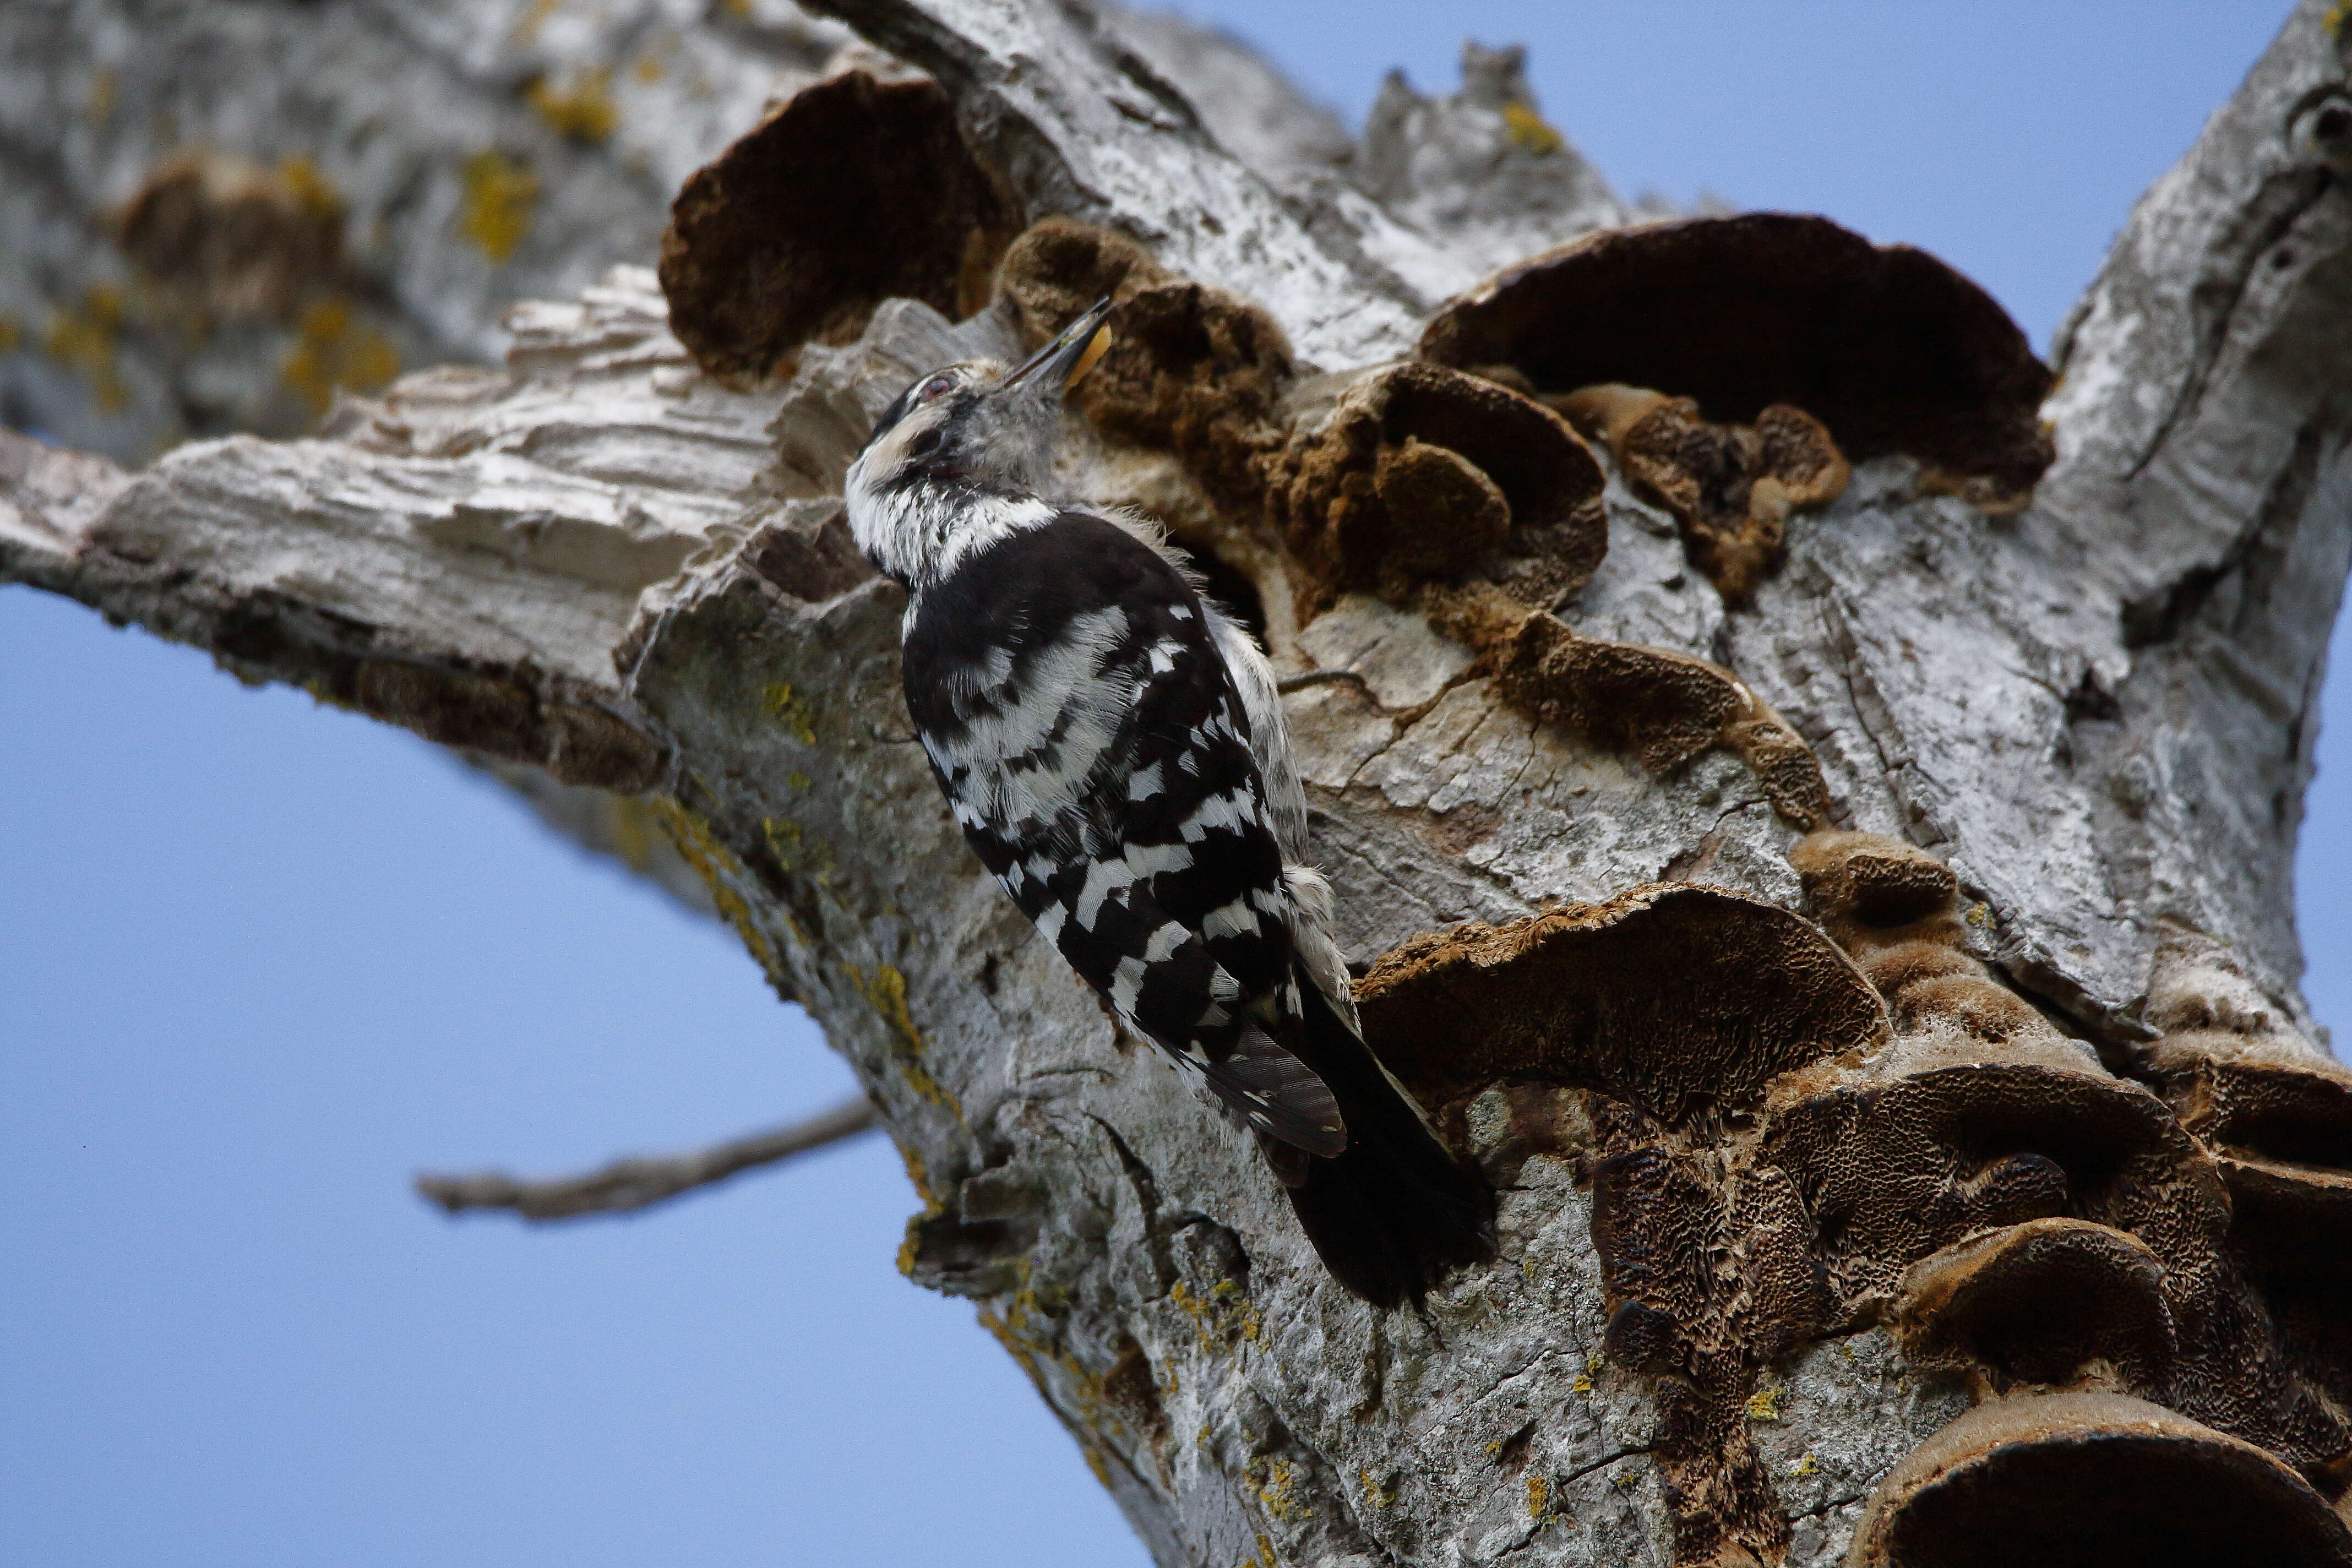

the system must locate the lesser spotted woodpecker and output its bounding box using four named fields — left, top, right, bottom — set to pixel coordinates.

left=843, top=298, right=1493, bottom=1305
